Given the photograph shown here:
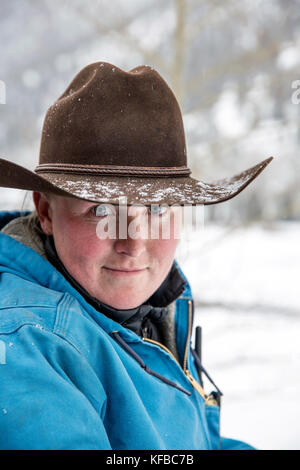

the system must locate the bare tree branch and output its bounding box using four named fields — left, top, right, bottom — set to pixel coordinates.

left=171, top=0, right=187, bottom=104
